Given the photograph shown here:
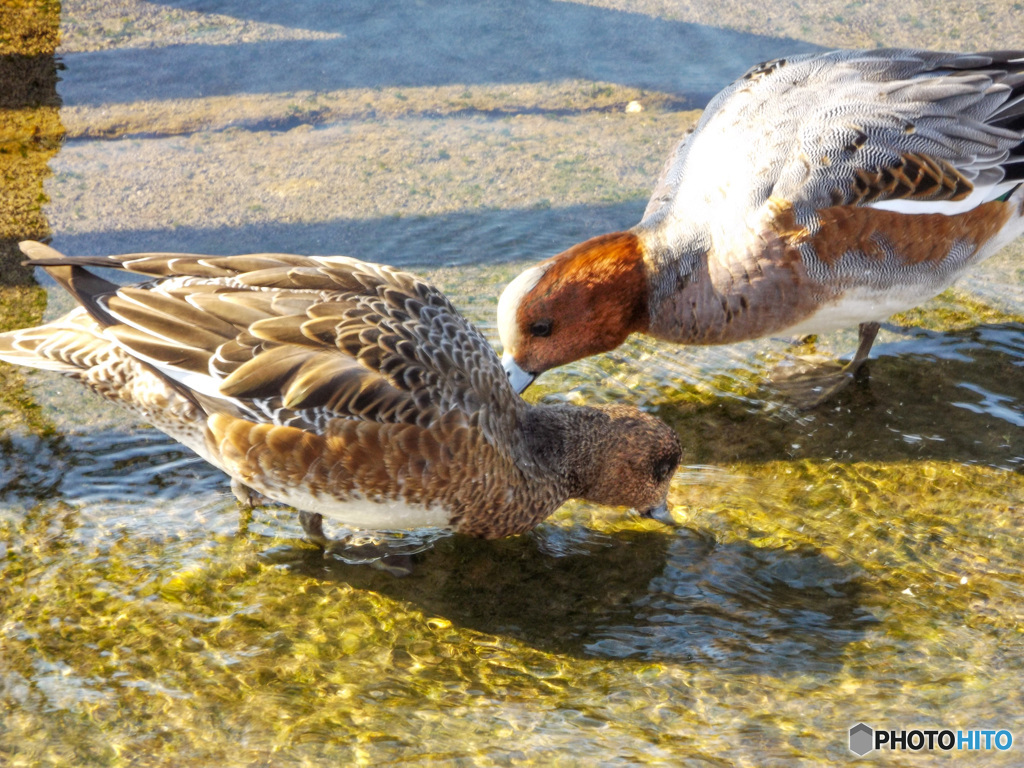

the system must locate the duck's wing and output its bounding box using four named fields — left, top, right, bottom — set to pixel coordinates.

left=20, top=243, right=522, bottom=443
left=642, top=49, right=1024, bottom=232
left=769, top=49, right=1024, bottom=215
